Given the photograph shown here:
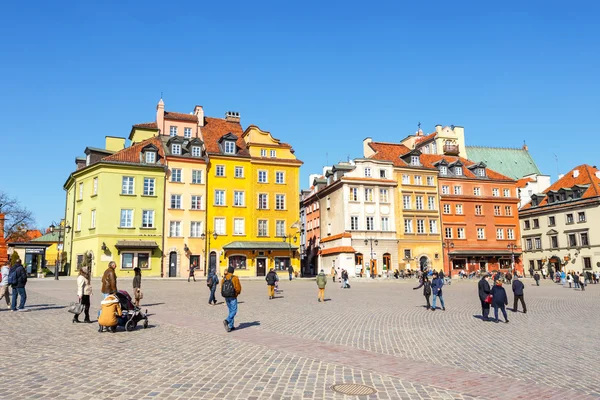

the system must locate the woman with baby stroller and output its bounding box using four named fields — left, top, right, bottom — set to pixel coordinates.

left=98, top=293, right=122, bottom=333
